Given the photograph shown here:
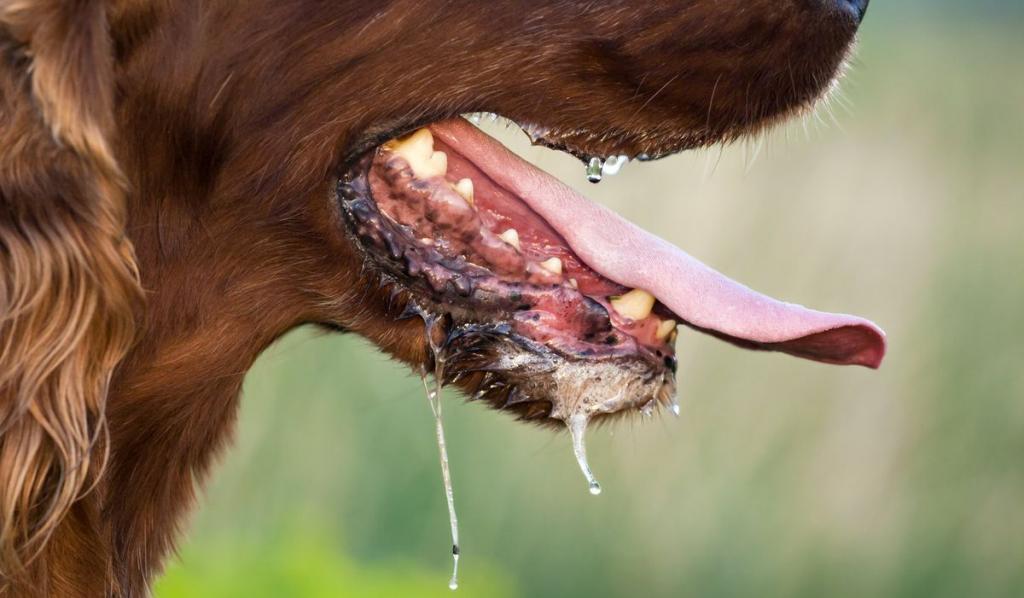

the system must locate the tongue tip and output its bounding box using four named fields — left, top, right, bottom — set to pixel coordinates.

left=776, top=320, right=887, bottom=370
left=846, top=321, right=888, bottom=370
